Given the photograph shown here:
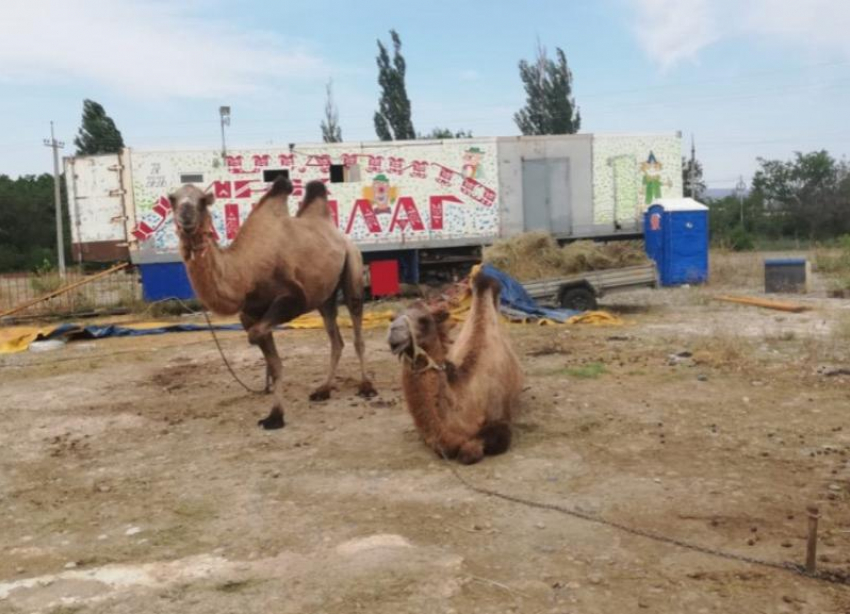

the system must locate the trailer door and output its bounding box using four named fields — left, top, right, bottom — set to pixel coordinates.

left=65, top=154, right=129, bottom=262
left=547, top=158, right=571, bottom=234
left=522, top=159, right=550, bottom=232
left=522, top=158, right=571, bottom=234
